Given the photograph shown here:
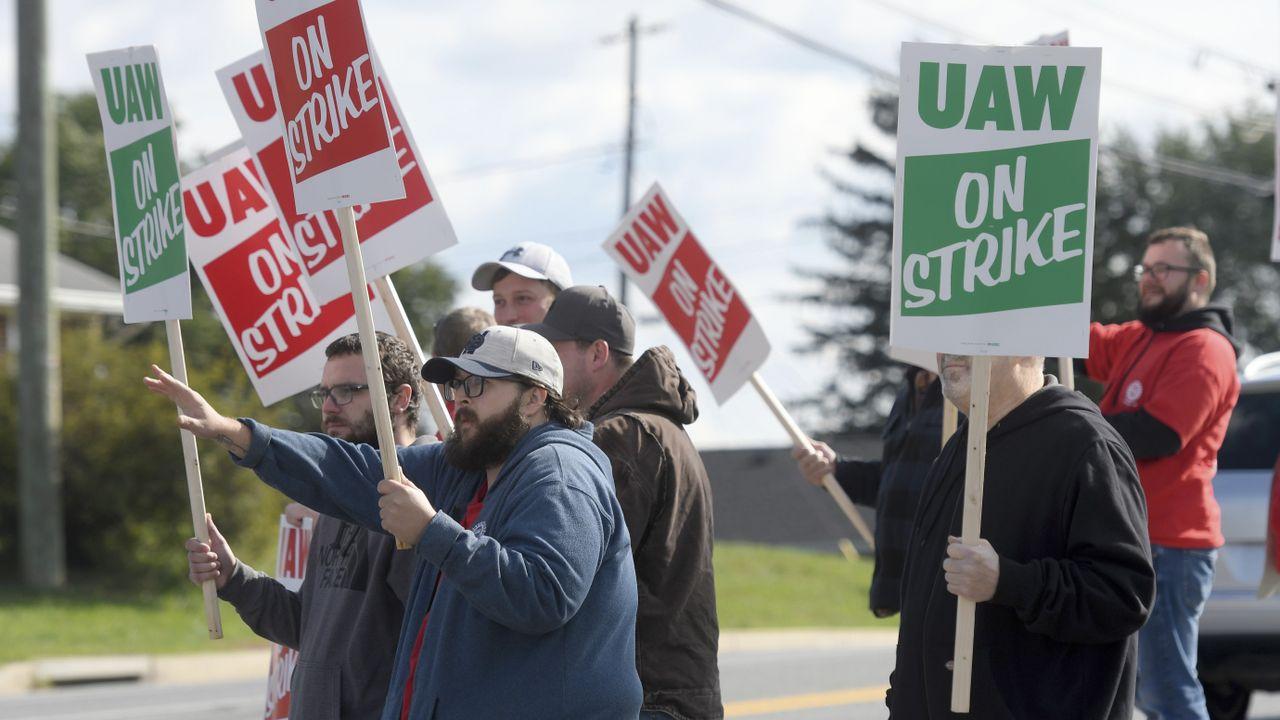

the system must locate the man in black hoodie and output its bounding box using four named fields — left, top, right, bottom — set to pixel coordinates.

left=888, top=354, right=1154, bottom=719
left=527, top=286, right=722, bottom=720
